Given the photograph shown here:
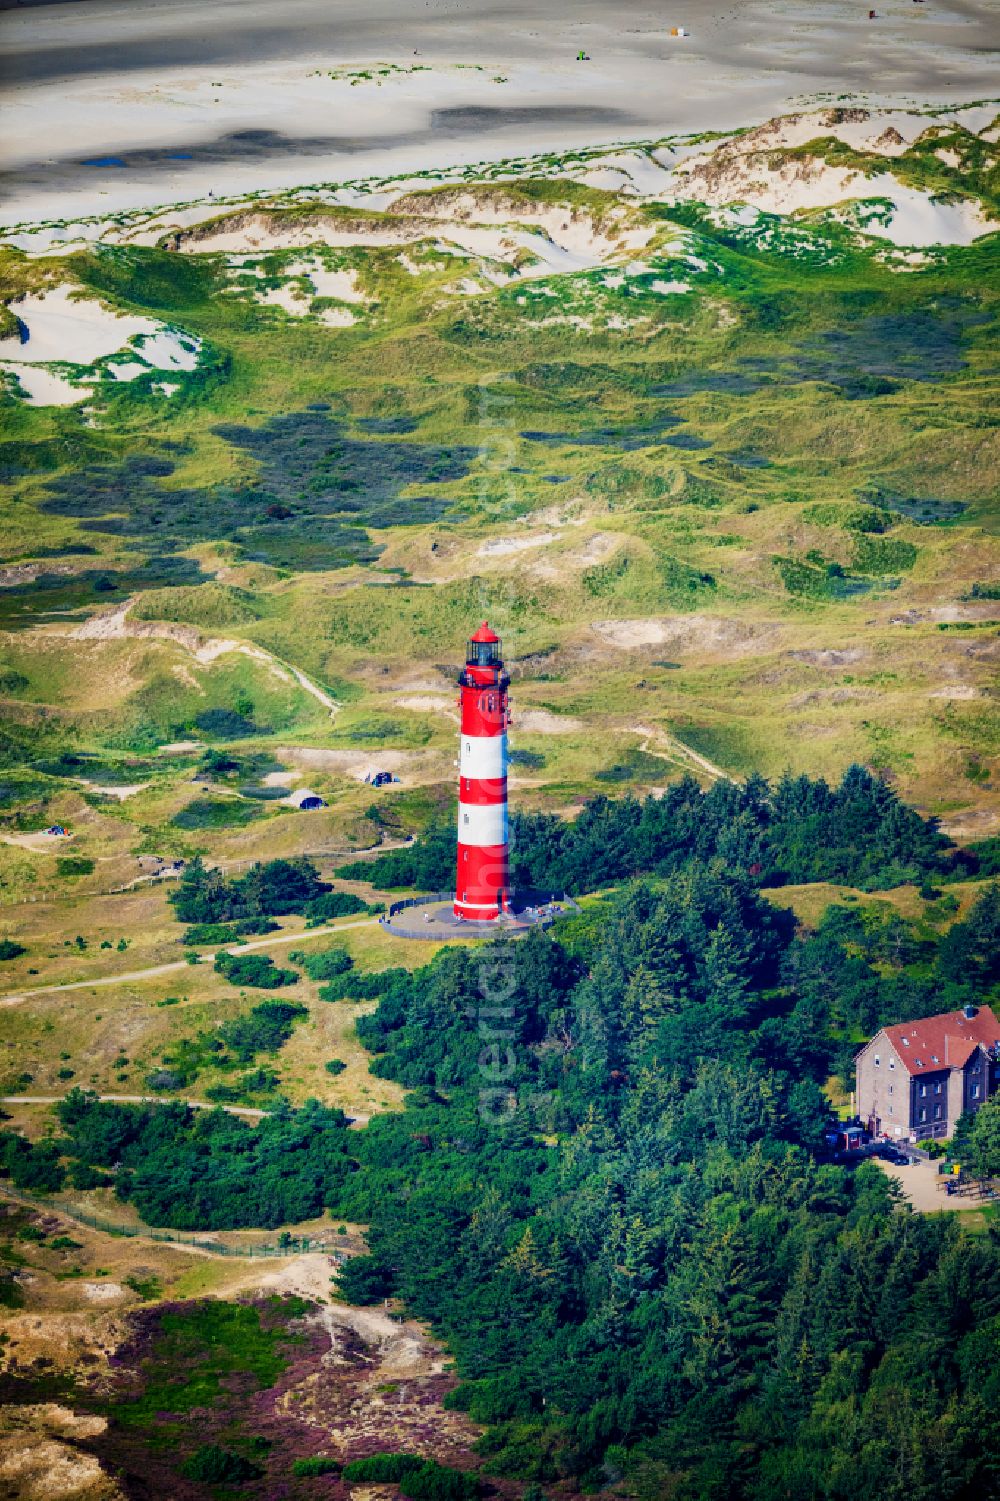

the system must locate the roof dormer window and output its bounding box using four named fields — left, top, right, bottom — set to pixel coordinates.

left=902, top=1038, right=910, bottom=1047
